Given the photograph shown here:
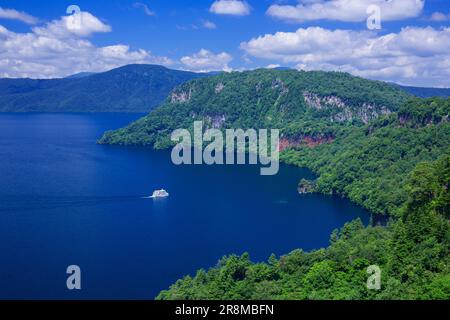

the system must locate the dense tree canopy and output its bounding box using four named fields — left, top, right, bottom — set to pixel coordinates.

left=99, top=69, right=410, bottom=147
left=156, top=98, right=449, bottom=300
left=157, top=154, right=449, bottom=300
left=282, top=98, right=449, bottom=216
left=98, top=70, right=449, bottom=300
